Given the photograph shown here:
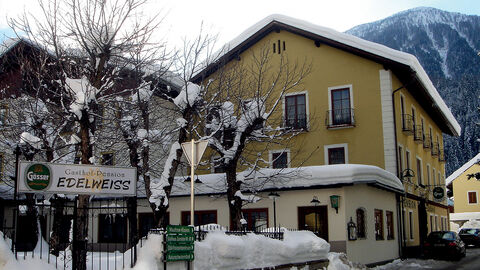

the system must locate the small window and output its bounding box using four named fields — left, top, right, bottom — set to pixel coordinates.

left=98, top=214, right=127, bottom=243
left=386, top=211, right=394, bottom=240
left=405, top=150, right=411, bottom=170
left=242, top=208, right=268, bottom=231
left=356, top=208, right=366, bottom=239
left=426, top=164, right=431, bottom=186
left=101, top=152, right=114, bottom=166
left=435, top=215, right=438, bottom=231
left=375, top=209, right=384, bottom=240
left=416, top=158, right=423, bottom=185
left=181, top=210, right=217, bottom=227
left=468, top=191, right=478, bottom=204
left=331, top=88, right=353, bottom=126
left=398, top=146, right=404, bottom=178
left=430, top=215, right=434, bottom=233
left=285, top=94, right=307, bottom=129
left=212, top=156, right=226, bottom=173
left=328, top=147, right=345, bottom=164
left=271, top=151, right=288, bottom=169
left=409, top=211, right=414, bottom=240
